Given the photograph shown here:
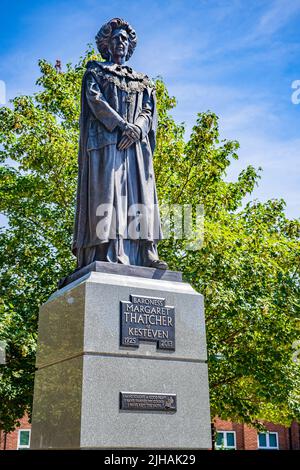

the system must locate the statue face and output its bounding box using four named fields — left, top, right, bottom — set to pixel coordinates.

left=108, top=28, right=129, bottom=62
